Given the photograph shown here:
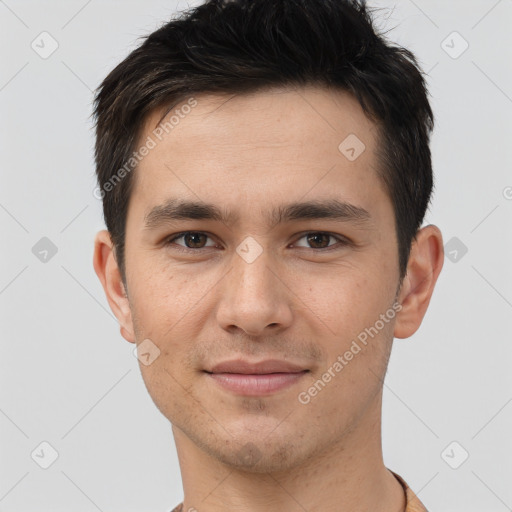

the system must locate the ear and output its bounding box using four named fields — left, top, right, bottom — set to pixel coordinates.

left=394, top=224, right=444, bottom=339
left=93, top=230, right=136, bottom=343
